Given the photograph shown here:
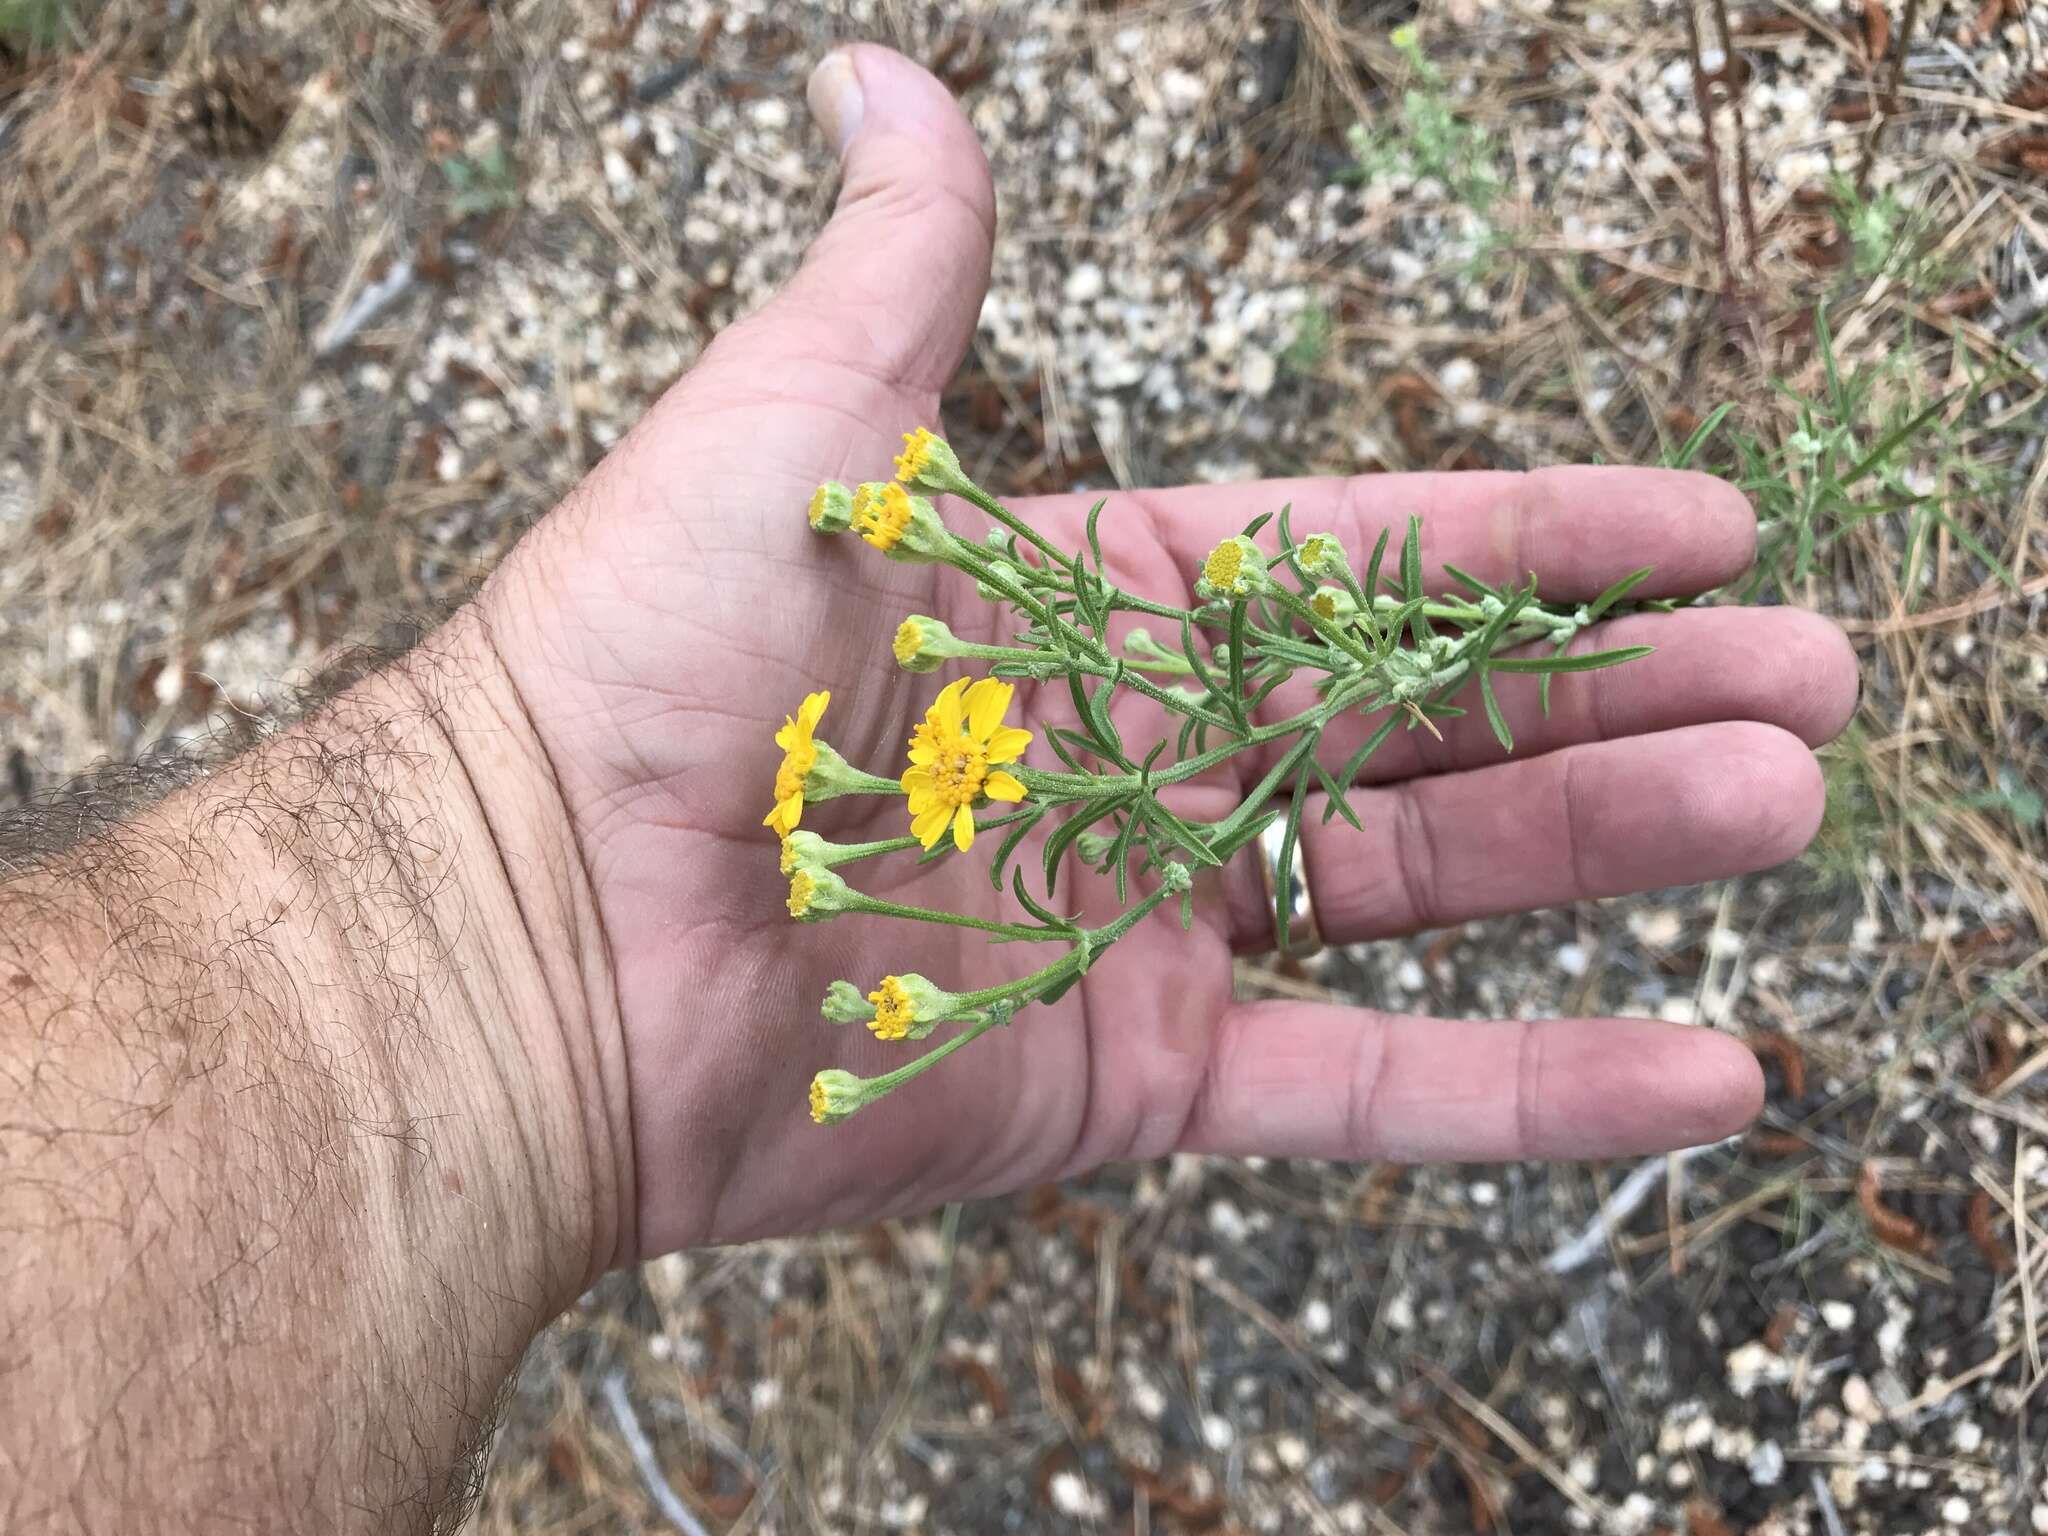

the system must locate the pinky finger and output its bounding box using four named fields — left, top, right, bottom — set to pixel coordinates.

left=1173, top=1006, right=1762, bottom=1162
